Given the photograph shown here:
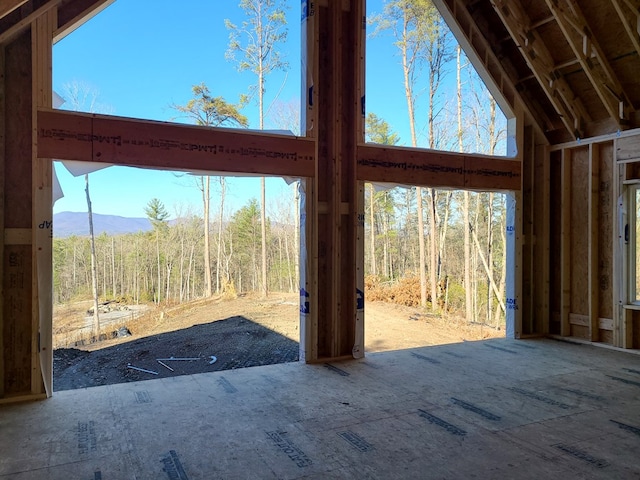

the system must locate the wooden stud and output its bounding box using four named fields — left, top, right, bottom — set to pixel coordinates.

left=3, top=29, right=33, bottom=397
left=612, top=146, right=625, bottom=347
left=0, top=44, right=4, bottom=398
left=589, top=143, right=600, bottom=341
left=32, top=8, right=54, bottom=397
left=560, top=148, right=572, bottom=336
left=300, top=0, right=318, bottom=362
left=541, top=143, right=551, bottom=334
